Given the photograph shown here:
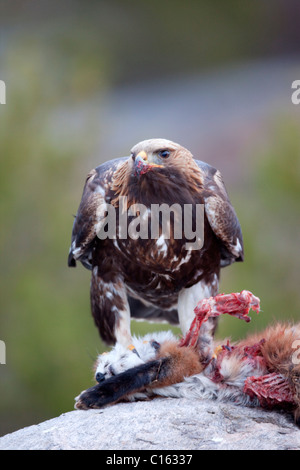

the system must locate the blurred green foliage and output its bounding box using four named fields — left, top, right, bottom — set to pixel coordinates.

left=0, top=1, right=300, bottom=436
left=0, top=49, right=100, bottom=433
left=219, top=117, right=300, bottom=340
